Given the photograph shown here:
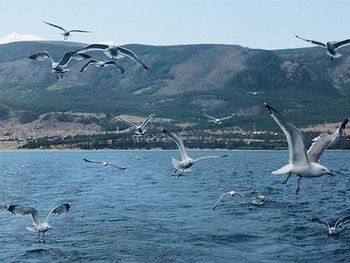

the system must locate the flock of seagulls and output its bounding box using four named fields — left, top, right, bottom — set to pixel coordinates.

left=2, top=22, right=350, bottom=242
